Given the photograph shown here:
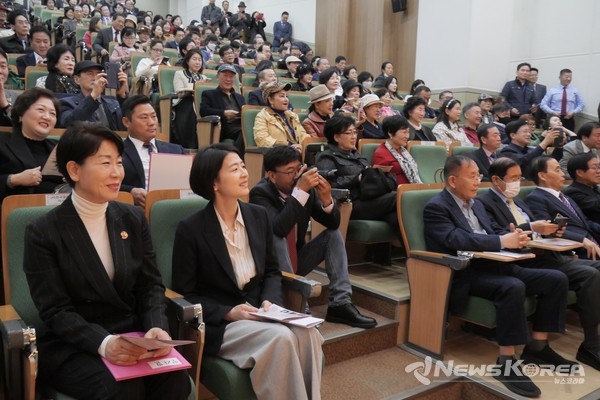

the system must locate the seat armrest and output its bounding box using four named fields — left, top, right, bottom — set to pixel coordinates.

left=281, top=271, right=322, bottom=299
left=198, top=115, right=221, bottom=124
left=159, top=93, right=179, bottom=101
left=409, top=250, right=470, bottom=271
left=167, top=297, right=203, bottom=326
